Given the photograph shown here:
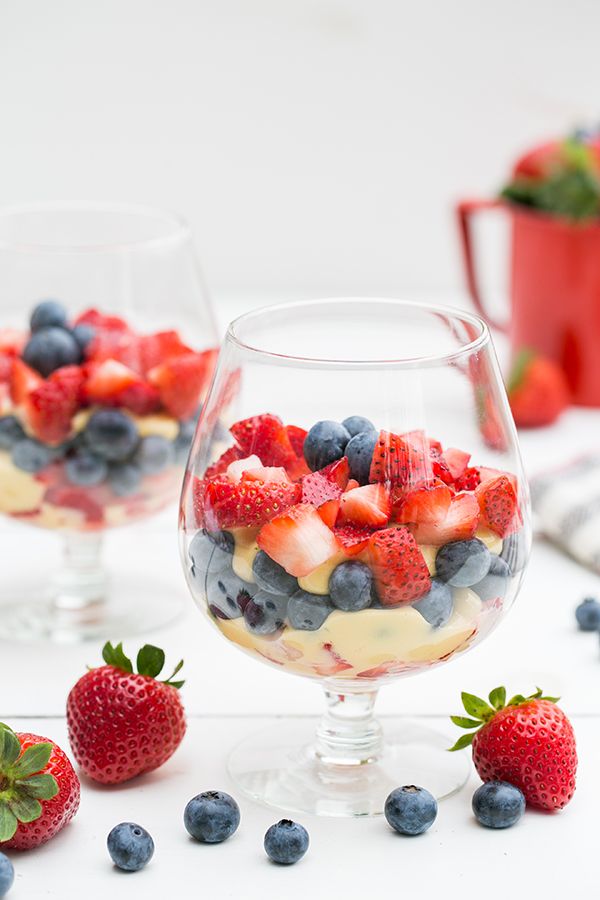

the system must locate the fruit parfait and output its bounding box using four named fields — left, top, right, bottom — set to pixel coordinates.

left=0, top=299, right=216, bottom=532
left=183, top=412, right=528, bottom=682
